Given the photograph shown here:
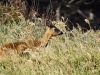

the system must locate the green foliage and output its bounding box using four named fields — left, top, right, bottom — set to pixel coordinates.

left=0, top=5, right=23, bottom=24
left=0, top=19, right=100, bottom=75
